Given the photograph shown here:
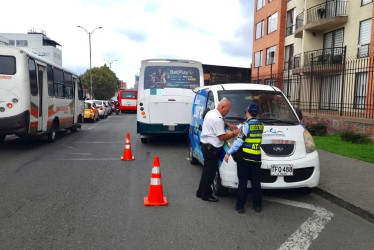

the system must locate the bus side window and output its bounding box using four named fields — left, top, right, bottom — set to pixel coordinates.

left=28, top=59, right=38, bottom=96
left=47, top=65, right=54, bottom=97
left=77, top=78, right=84, bottom=100
left=53, top=68, right=64, bottom=98
left=64, top=72, right=73, bottom=99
